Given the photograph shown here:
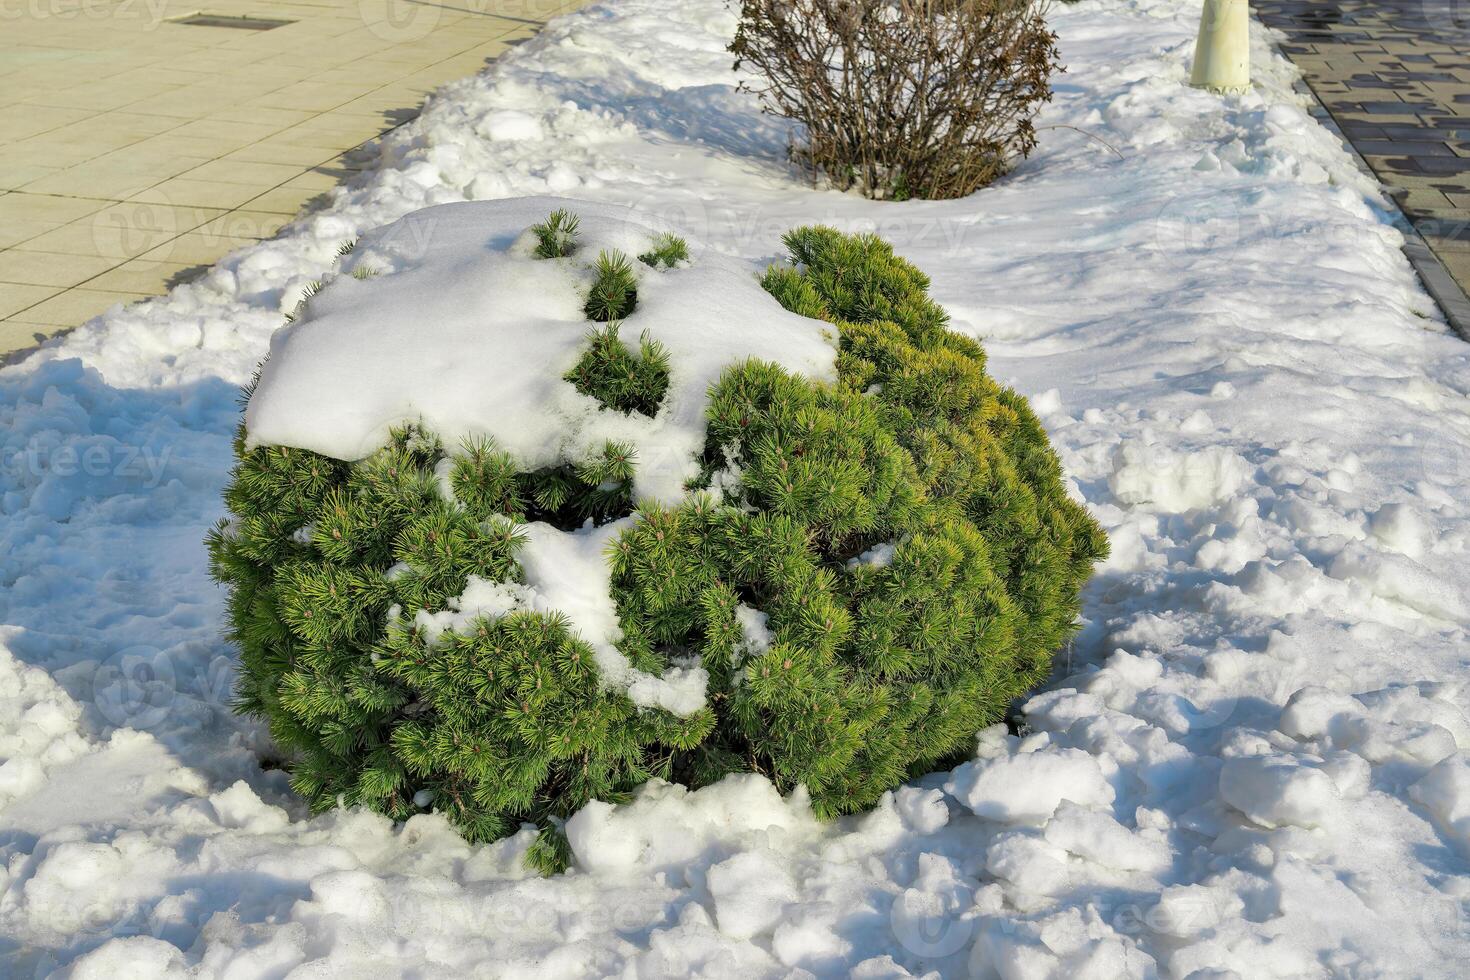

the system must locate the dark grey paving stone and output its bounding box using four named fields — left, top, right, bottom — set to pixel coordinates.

left=1377, top=124, right=1462, bottom=138
left=1411, top=157, right=1470, bottom=173
left=1356, top=139, right=1459, bottom=155
left=1358, top=100, right=1442, bottom=112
